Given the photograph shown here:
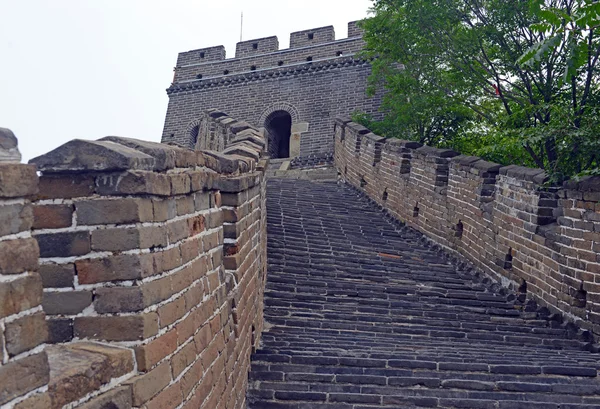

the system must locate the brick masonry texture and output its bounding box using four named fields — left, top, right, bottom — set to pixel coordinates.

left=247, top=178, right=600, bottom=408
left=334, top=117, right=600, bottom=339
left=1, top=111, right=268, bottom=409
left=0, top=161, right=50, bottom=408
left=161, top=22, right=383, bottom=156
